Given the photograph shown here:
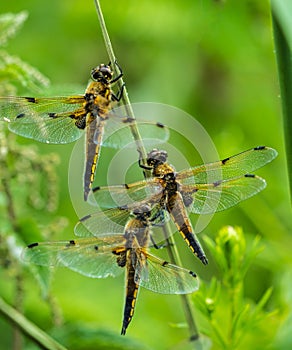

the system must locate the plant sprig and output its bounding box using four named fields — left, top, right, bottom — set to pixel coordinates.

left=193, top=226, right=275, bottom=350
